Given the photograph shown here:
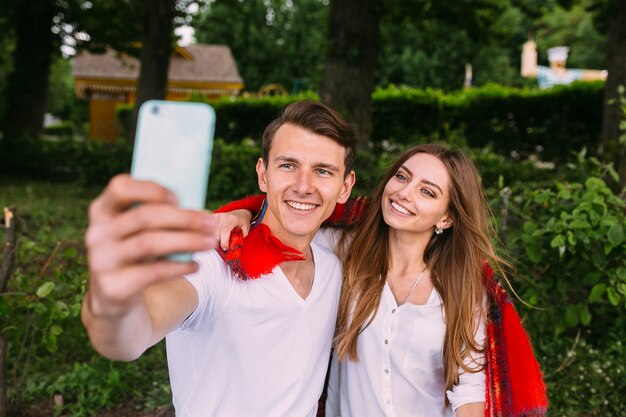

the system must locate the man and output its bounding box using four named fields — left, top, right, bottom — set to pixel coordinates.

left=82, top=100, right=356, bottom=416
left=521, top=38, right=607, bottom=89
